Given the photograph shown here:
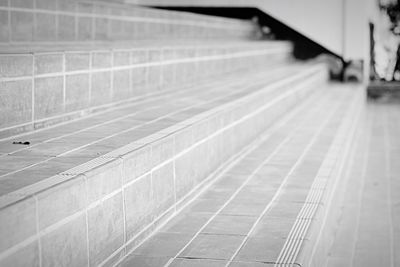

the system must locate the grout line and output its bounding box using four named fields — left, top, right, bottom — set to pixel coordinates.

left=276, top=93, right=360, bottom=264
left=164, top=88, right=334, bottom=267
left=307, top=91, right=365, bottom=266
left=350, top=112, right=372, bottom=267
left=0, top=71, right=323, bottom=264
left=0, top=6, right=254, bottom=30
left=0, top=65, right=275, bottom=142
left=225, top=93, right=344, bottom=267
left=0, top=66, right=304, bottom=177
left=0, top=67, right=313, bottom=210
left=0, top=48, right=288, bottom=83
left=0, top=72, right=321, bottom=266
left=112, top=83, right=327, bottom=267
